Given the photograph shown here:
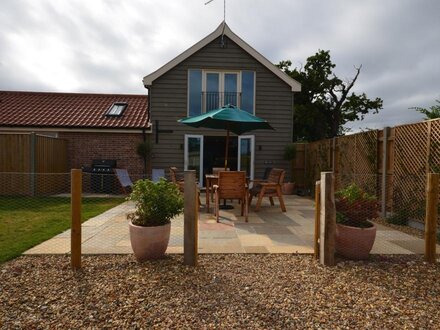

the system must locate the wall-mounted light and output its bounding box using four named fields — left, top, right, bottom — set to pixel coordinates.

left=258, top=145, right=262, bottom=151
